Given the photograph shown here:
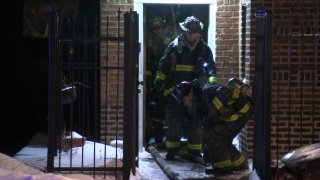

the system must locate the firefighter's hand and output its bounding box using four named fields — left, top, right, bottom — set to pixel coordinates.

left=182, top=90, right=198, bottom=115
